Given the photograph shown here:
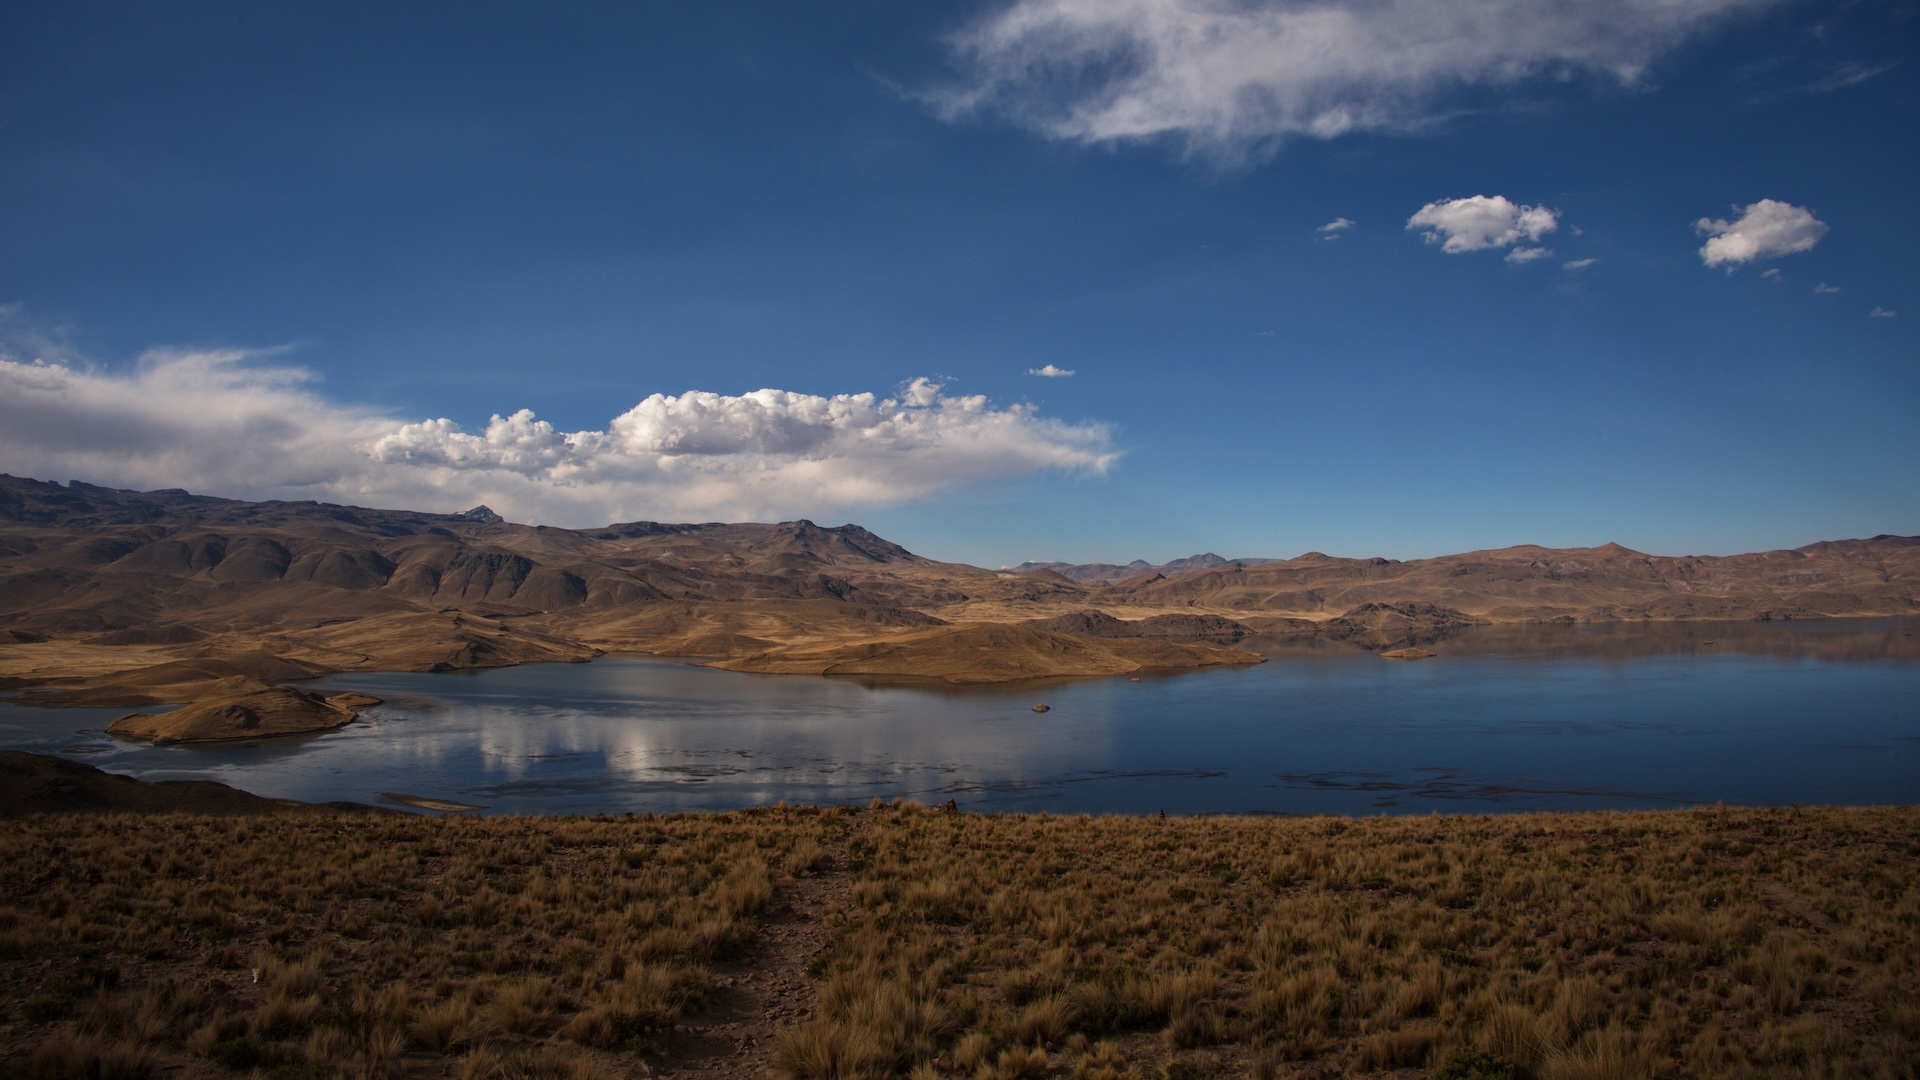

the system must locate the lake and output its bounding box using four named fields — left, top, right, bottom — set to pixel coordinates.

left=3, top=618, right=1916, bottom=816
